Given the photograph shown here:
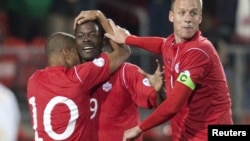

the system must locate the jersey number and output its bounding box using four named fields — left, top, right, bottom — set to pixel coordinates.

left=28, top=96, right=79, bottom=140
left=90, top=98, right=98, bottom=119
